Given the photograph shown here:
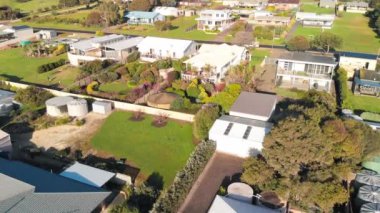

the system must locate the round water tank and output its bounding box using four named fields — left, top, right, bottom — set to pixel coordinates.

left=356, top=170, right=380, bottom=188
left=67, top=99, right=88, bottom=117
left=357, top=185, right=380, bottom=206
left=361, top=203, right=380, bottom=213
left=46, top=96, right=74, bottom=117
left=227, top=182, right=253, bottom=203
